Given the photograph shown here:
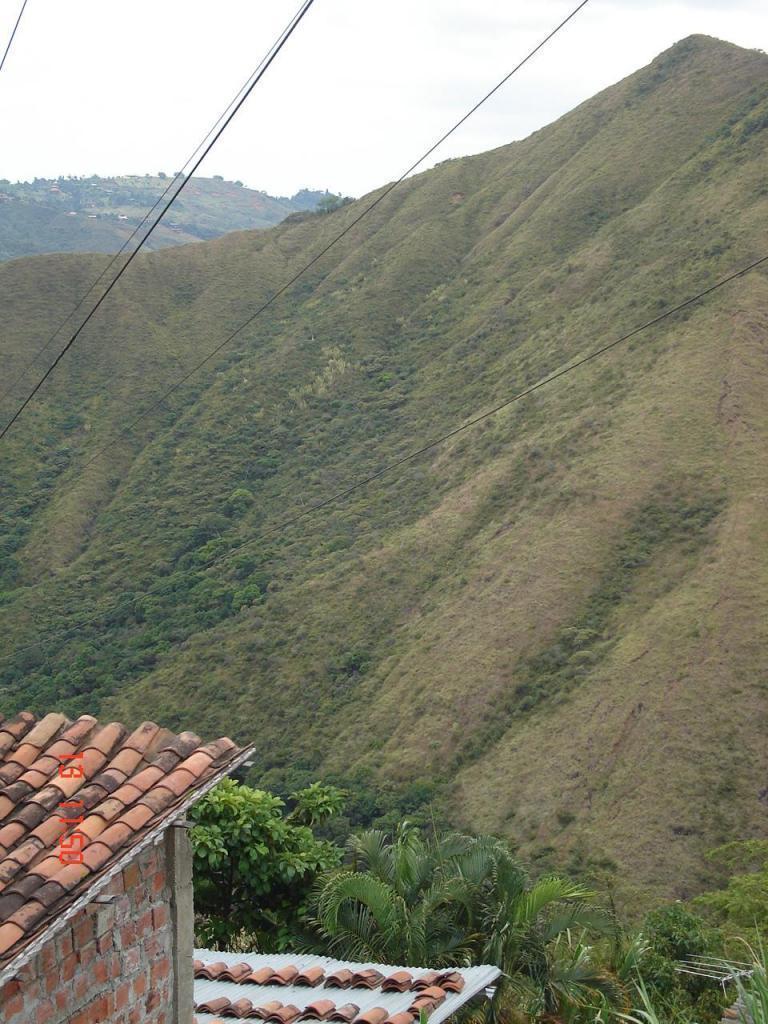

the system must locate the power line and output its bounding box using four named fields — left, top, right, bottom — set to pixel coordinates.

left=1, top=0, right=593, bottom=669
left=14, top=0, right=592, bottom=472
left=3, top=248, right=765, bottom=665
left=0, top=0, right=28, bottom=74
left=0, top=0, right=317, bottom=441
left=0, top=3, right=313, bottom=411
